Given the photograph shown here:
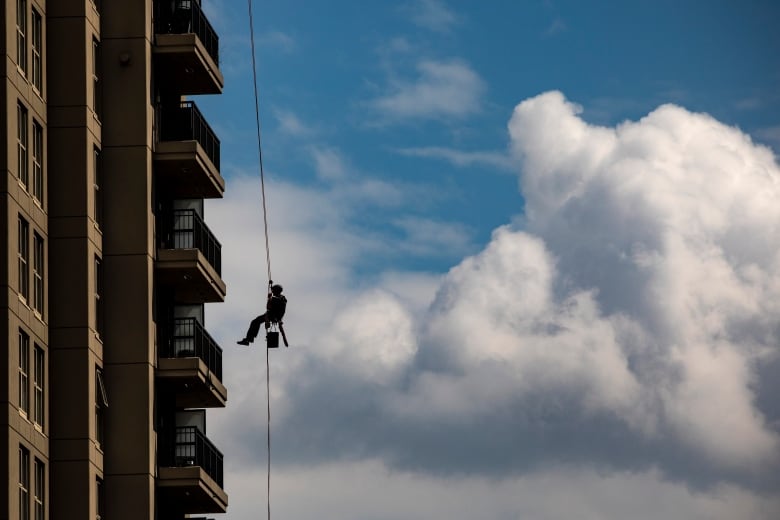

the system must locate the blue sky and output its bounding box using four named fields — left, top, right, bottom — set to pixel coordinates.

left=196, top=1, right=780, bottom=519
